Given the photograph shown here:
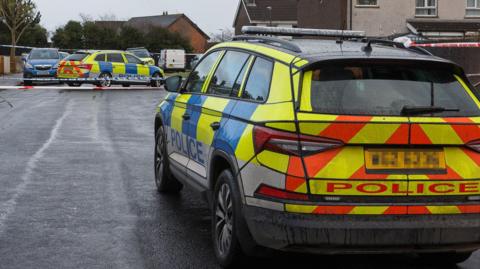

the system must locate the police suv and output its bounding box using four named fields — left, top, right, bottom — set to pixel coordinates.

left=155, top=26, right=480, bottom=267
